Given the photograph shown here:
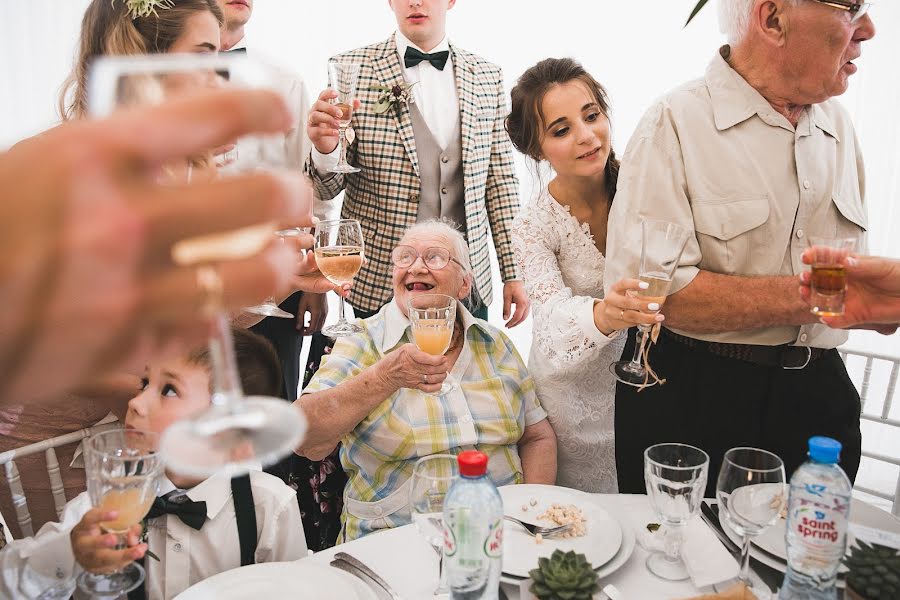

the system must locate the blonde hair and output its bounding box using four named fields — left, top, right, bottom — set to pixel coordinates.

left=60, top=0, right=224, bottom=121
